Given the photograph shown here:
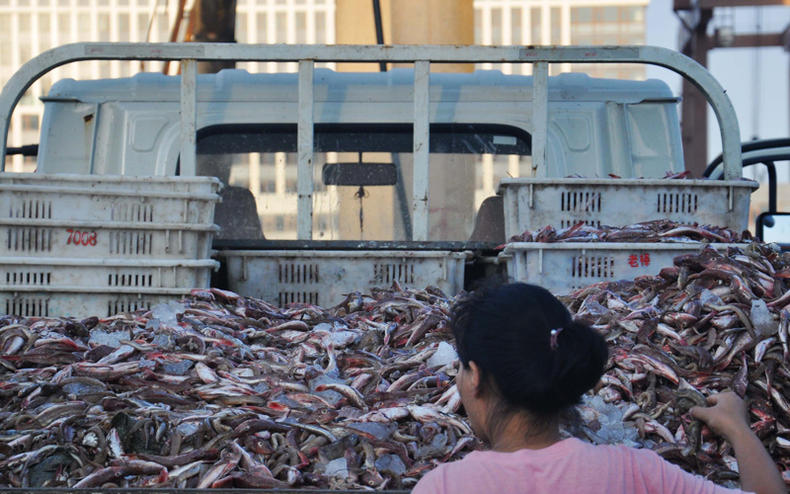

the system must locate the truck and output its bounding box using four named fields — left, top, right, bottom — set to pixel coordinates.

left=1, top=42, right=789, bottom=491
left=0, top=42, right=776, bottom=312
